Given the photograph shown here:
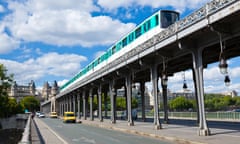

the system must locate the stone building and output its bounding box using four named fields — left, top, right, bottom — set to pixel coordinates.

left=8, top=80, right=36, bottom=102
left=42, top=80, right=59, bottom=112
